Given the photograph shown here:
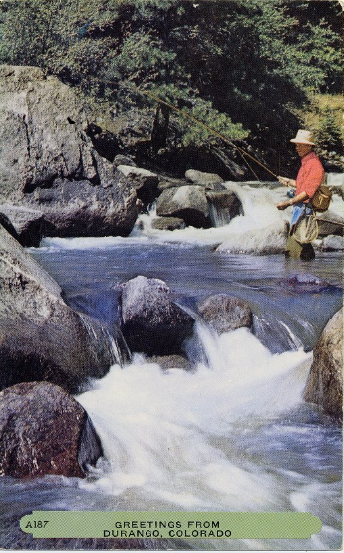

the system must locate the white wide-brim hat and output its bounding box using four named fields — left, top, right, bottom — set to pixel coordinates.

left=290, top=129, right=315, bottom=145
